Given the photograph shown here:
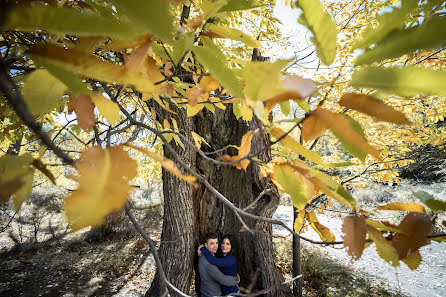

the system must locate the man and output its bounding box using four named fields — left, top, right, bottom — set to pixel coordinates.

left=199, top=232, right=238, bottom=297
